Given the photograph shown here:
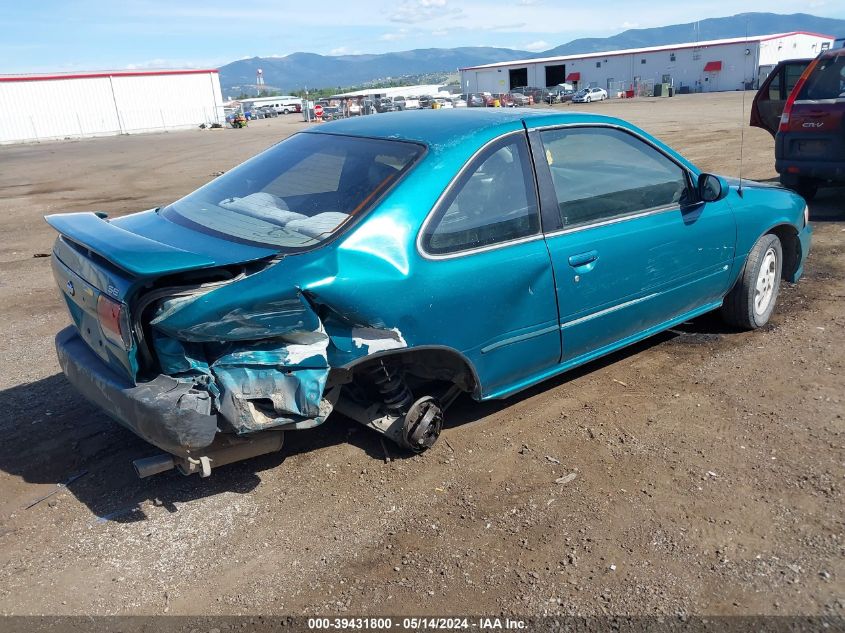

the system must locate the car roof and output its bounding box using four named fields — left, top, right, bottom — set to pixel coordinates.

left=304, top=108, right=622, bottom=149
